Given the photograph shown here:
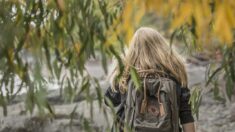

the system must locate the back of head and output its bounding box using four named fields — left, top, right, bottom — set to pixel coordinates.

left=112, top=27, right=188, bottom=93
